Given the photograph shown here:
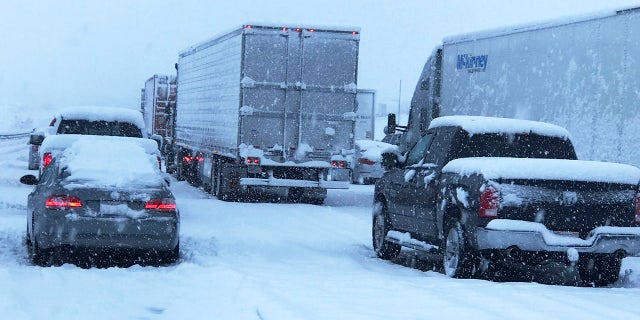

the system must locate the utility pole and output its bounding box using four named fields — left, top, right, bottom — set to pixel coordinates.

left=397, top=80, right=402, bottom=124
